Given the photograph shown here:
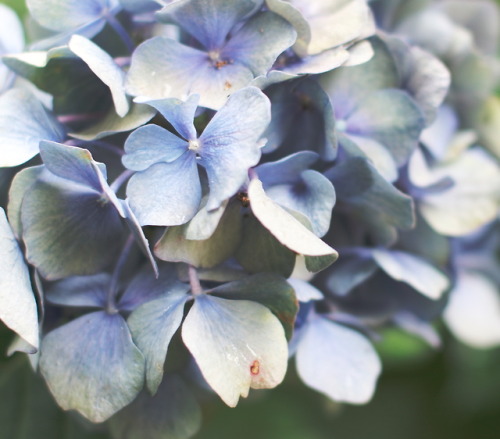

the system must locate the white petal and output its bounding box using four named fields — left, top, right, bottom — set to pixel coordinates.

left=0, top=208, right=39, bottom=350
left=372, top=248, right=449, bottom=299
left=296, top=315, right=381, bottom=404
left=444, top=271, right=500, bottom=349
left=248, top=178, right=337, bottom=257
left=182, top=295, right=288, bottom=407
